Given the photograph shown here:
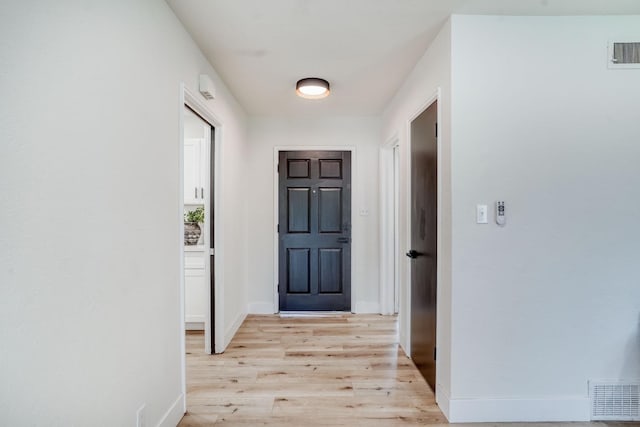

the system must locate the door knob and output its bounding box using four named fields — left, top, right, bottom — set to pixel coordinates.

left=406, top=249, right=420, bottom=259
